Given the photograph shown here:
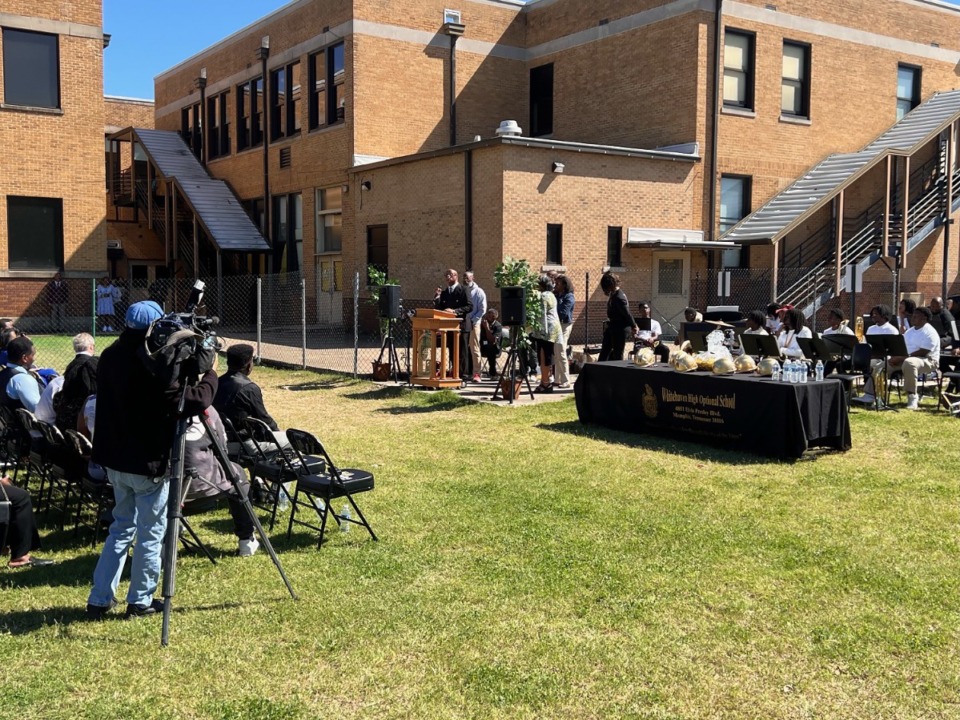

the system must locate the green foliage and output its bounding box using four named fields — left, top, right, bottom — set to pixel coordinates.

left=493, top=256, right=543, bottom=344
left=366, top=265, right=397, bottom=307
